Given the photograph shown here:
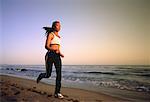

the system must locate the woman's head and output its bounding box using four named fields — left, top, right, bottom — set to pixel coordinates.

left=52, top=21, right=61, bottom=32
